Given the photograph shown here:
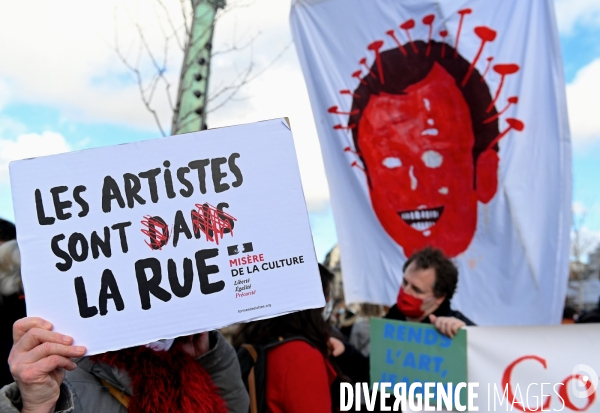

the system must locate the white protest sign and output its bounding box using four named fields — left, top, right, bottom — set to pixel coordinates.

left=467, top=325, right=600, bottom=412
left=10, top=118, right=325, bottom=355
